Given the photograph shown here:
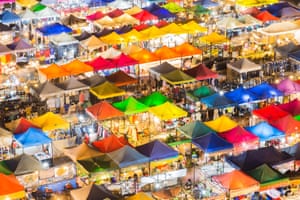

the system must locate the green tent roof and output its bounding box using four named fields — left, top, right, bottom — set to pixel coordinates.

left=0, top=161, right=12, bottom=175
left=192, top=86, right=215, bottom=98
left=294, top=115, right=300, bottom=121
left=192, top=5, right=211, bottom=15
left=162, top=2, right=185, bottom=13
left=161, top=69, right=195, bottom=85
left=138, top=91, right=170, bottom=107
left=113, top=96, right=148, bottom=115
left=31, top=3, right=46, bottom=12
left=178, top=120, right=214, bottom=138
